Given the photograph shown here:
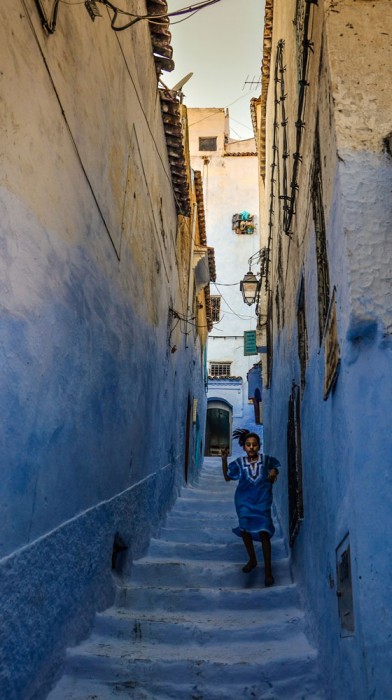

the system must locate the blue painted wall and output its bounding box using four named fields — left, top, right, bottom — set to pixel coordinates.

left=0, top=187, right=207, bottom=698
left=0, top=5, right=208, bottom=697
left=263, top=151, right=392, bottom=700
